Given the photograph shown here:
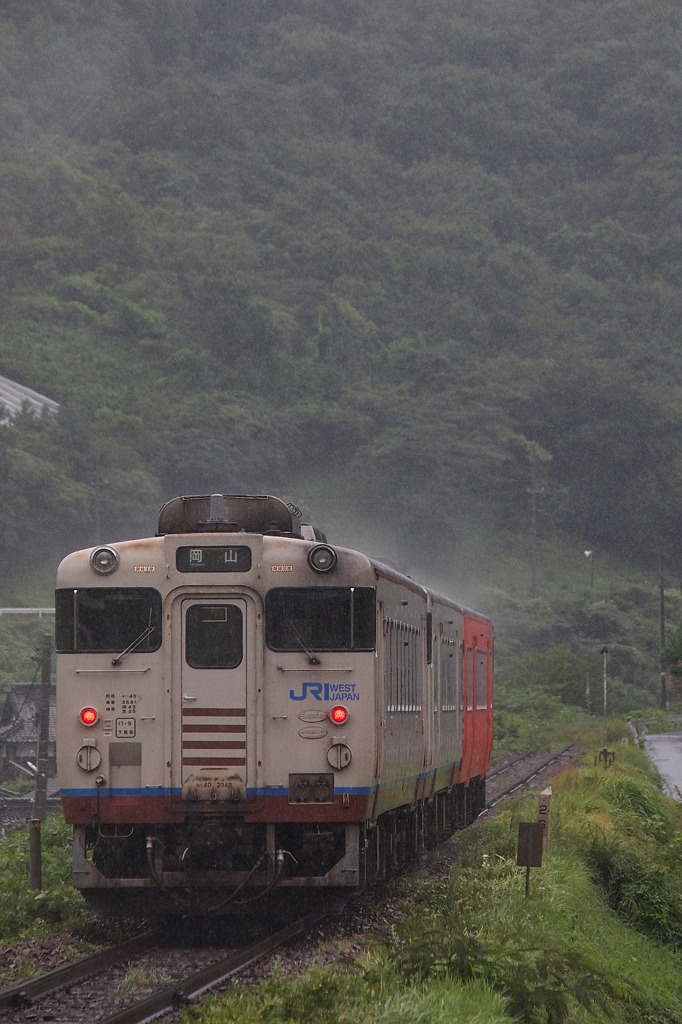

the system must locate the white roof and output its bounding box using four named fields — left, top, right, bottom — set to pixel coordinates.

left=0, top=375, right=59, bottom=421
